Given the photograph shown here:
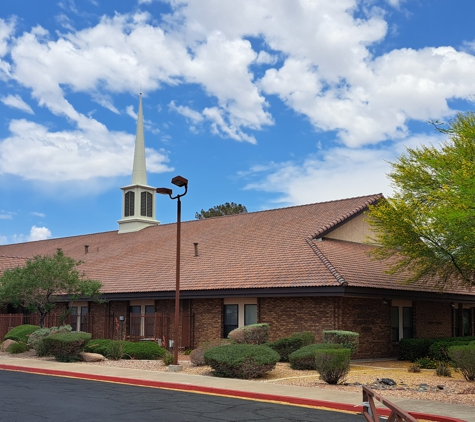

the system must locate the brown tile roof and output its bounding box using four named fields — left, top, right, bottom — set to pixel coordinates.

left=0, top=255, right=28, bottom=274
left=1, top=193, right=471, bottom=298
